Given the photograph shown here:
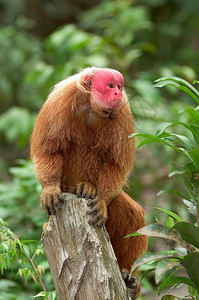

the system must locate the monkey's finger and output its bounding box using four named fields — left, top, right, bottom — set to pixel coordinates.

left=88, top=212, right=102, bottom=225
left=53, top=194, right=62, bottom=211
left=76, top=183, right=84, bottom=197
left=45, top=204, right=51, bottom=216
left=47, top=208, right=51, bottom=215
left=93, top=216, right=106, bottom=227
left=44, top=194, right=56, bottom=215
left=76, top=182, right=97, bottom=199
left=49, top=195, right=57, bottom=215
left=59, top=194, right=65, bottom=204
left=90, top=186, right=97, bottom=199
left=87, top=198, right=98, bottom=206
left=84, top=185, right=97, bottom=199
left=83, top=185, right=93, bottom=199
left=41, top=196, right=51, bottom=215
left=87, top=205, right=99, bottom=215
left=76, top=182, right=91, bottom=198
